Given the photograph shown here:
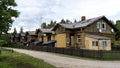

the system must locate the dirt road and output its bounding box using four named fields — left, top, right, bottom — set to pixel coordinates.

left=13, top=48, right=120, bottom=68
